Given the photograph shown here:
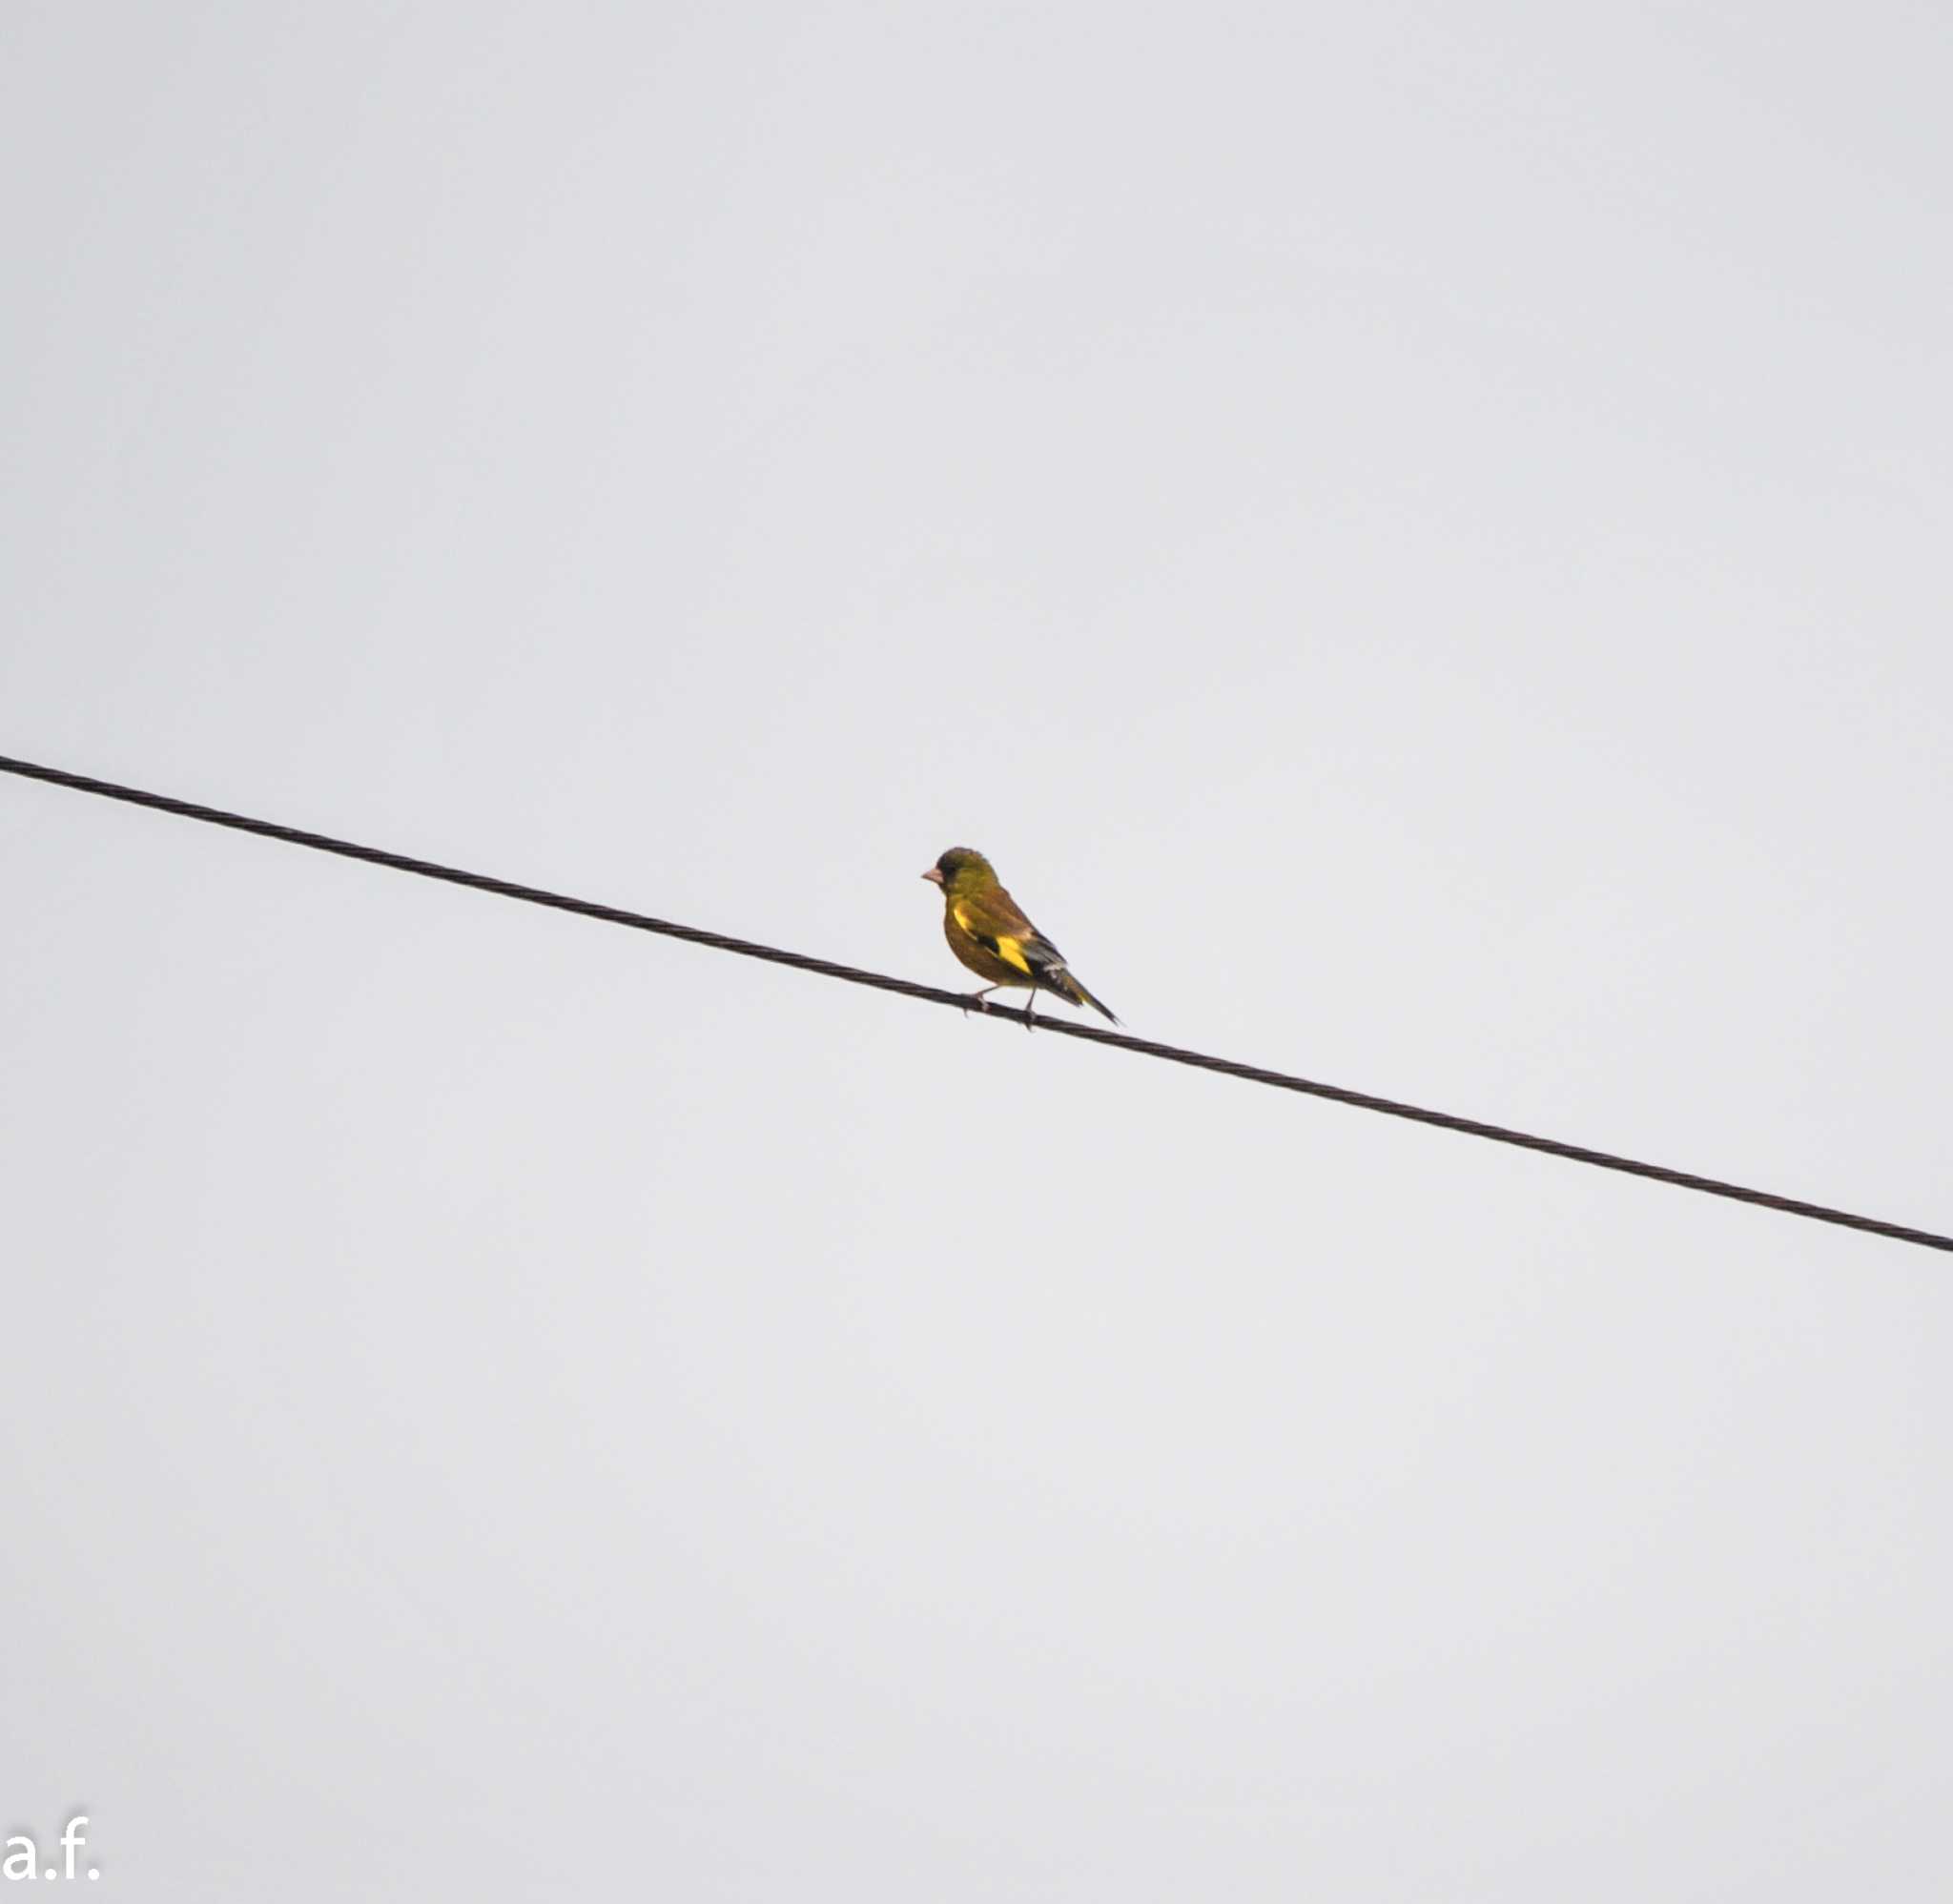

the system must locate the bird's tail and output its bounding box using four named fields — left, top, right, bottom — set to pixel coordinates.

left=1047, top=967, right=1120, bottom=1026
